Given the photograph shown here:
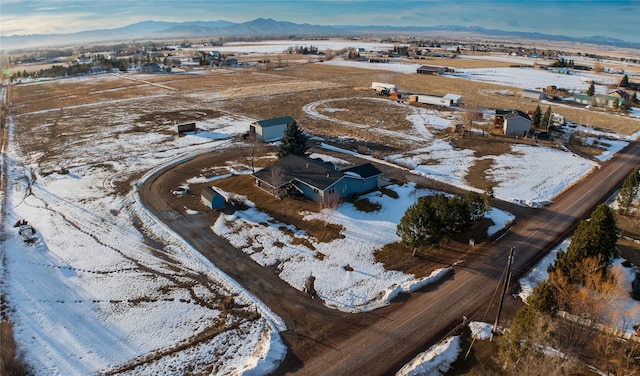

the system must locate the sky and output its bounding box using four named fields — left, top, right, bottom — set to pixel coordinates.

left=1, top=0, right=639, bottom=42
